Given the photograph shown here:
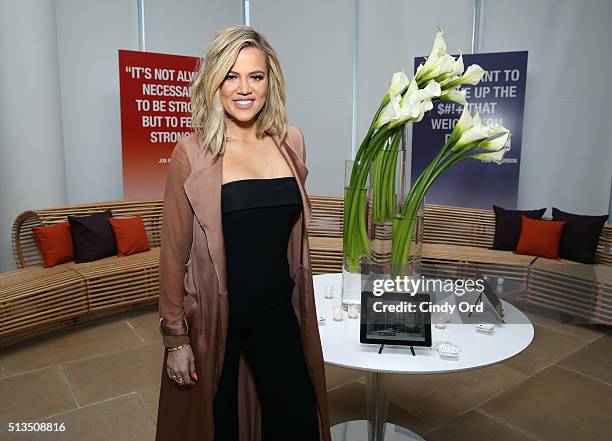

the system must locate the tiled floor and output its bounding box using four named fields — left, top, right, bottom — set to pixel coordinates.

left=0, top=302, right=610, bottom=441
